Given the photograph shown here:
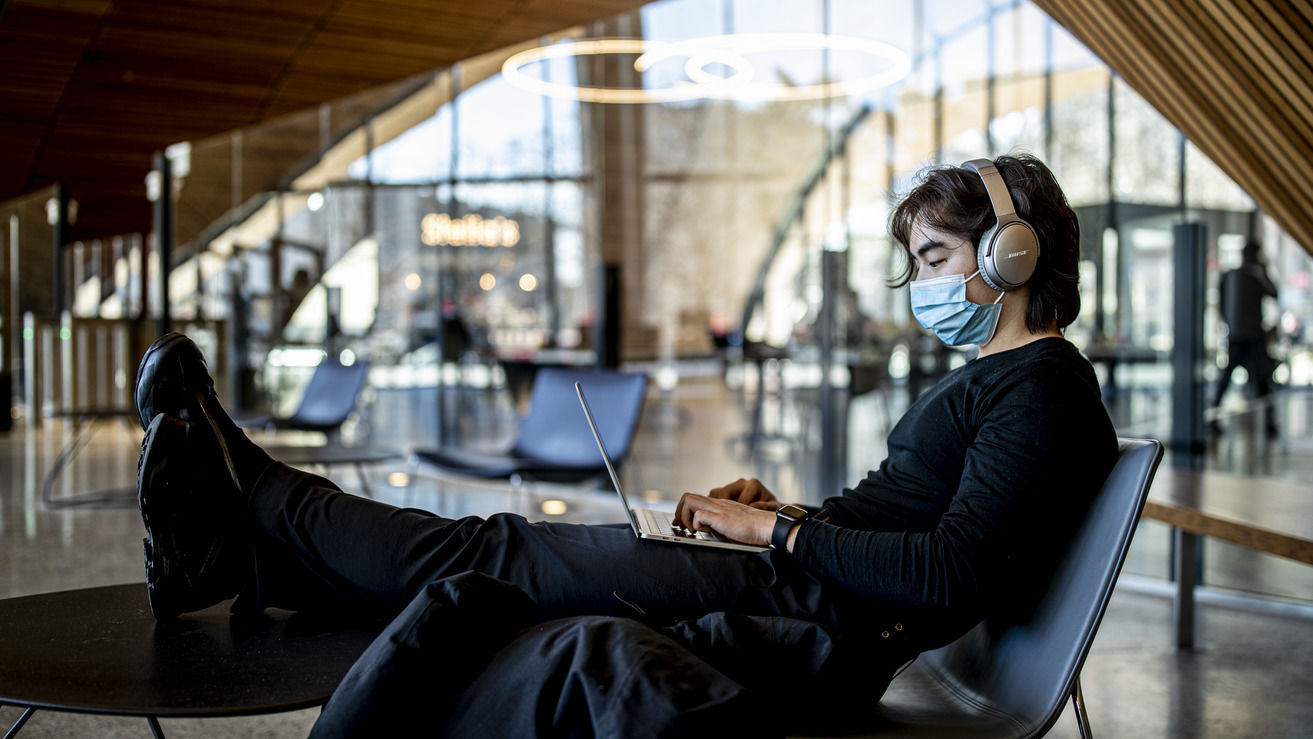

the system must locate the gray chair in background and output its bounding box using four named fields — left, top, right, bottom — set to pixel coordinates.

left=412, top=366, right=648, bottom=486
left=239, top=358, right=386, bottom=494
left=239, top=358, right=370, bottom=441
